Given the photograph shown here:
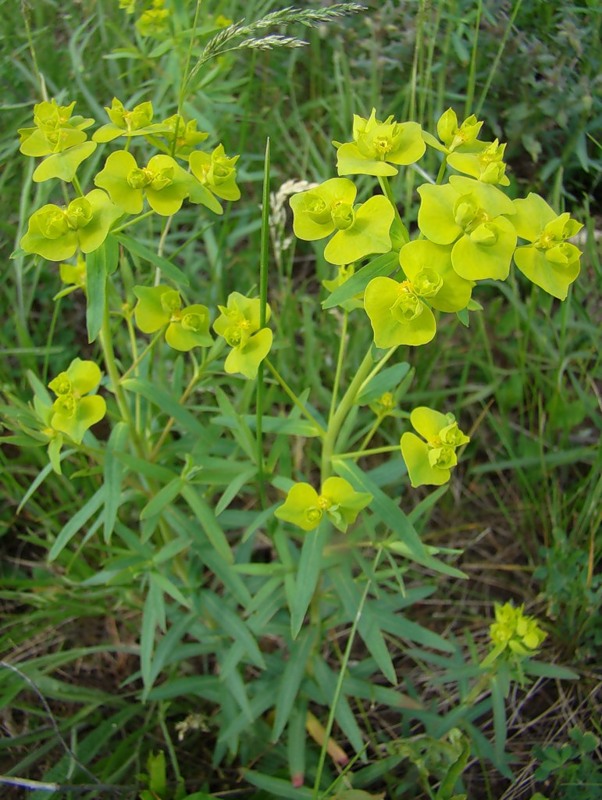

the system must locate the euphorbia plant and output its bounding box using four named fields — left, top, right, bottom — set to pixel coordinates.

left=6, top=10, right=584, bottom=789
